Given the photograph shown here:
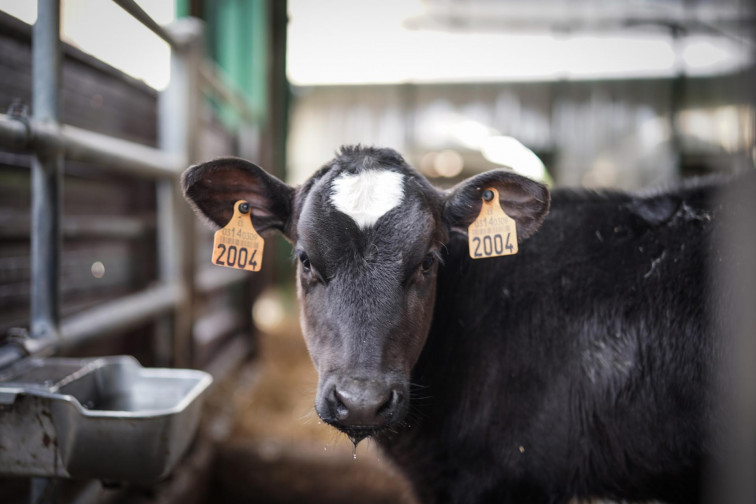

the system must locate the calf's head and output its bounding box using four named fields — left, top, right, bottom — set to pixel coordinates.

left=182, top=146, right=549, bottom=442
